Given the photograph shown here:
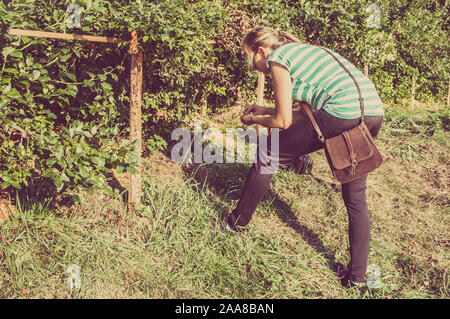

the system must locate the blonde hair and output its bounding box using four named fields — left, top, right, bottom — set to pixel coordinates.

left=242, top=26, right=302, bottom=68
